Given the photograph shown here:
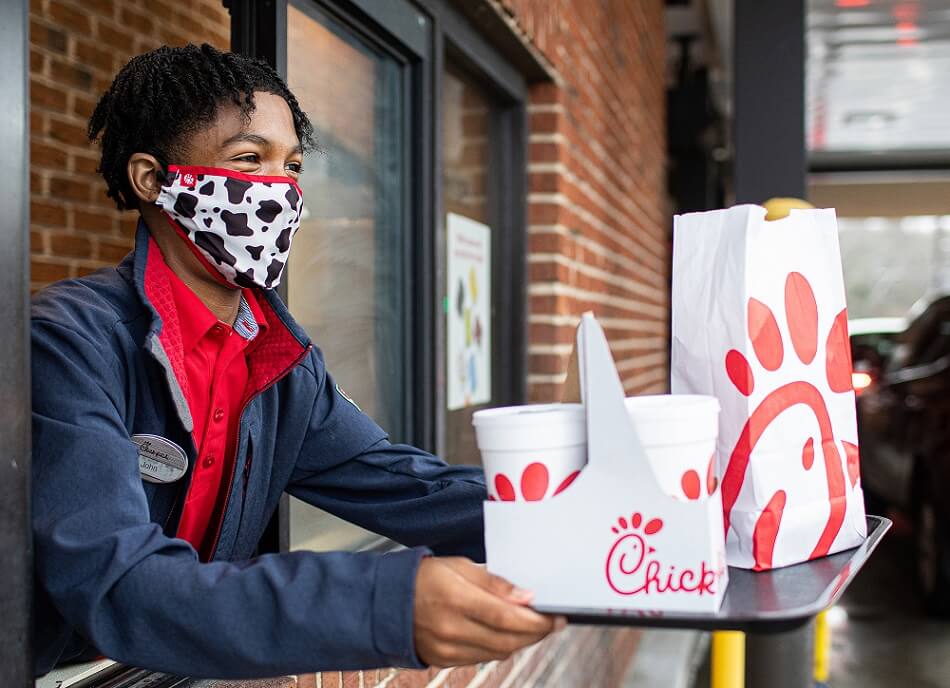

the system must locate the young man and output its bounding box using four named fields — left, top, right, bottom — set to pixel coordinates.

left=32, top=44, right=562, bottom=679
